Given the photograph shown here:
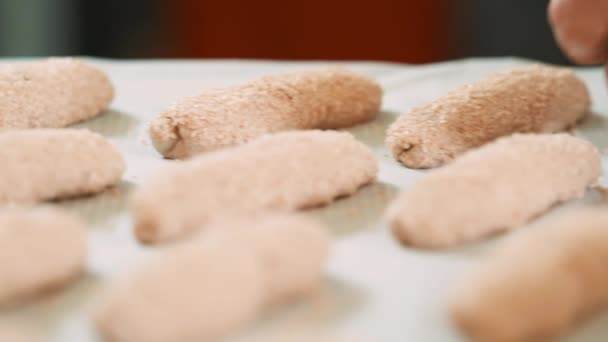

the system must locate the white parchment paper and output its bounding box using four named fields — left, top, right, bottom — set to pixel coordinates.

left=1, top=57, right=607, bottom=341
